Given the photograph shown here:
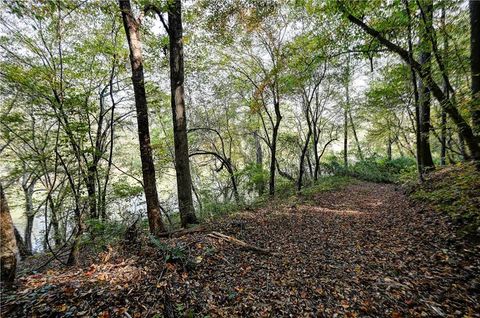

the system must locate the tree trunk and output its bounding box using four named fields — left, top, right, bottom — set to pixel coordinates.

left=298, top=96, right=313, bottom=191
left=470, top=0, right=480, bottom=134
left=119, top=0, right=165, bottom=235
left=269, top=101, right=282, bottom=196
left=86, top=166, right=97, bottom=219
left=22, top=179, right=34, bottom=254
left=254, top=131, right=265, bottom=196
left=403, top=0, right=424, bottom=179
left=441, top=5, right=448, bottom=166
left=1, top=183, right=17, bottom=284
left=343, top=8, right=480, bottom=162
left=313, top=92, right=320, bottom=181
left=306, top=150, right=313, bottom=179
left=349, top=109, right=363, bottom=161
left=387, top=136, right=392, bottom=161
left=14, top=227, right=29, bottom=260
left=168, top=0, right=198, bottom=227
left=343, top=77, right=349, bottom=168
left=67, top=229, right=81, bottom=266
left=313, top=132, right=320, bottom=181
left=227, top=165, right=240, bottom=204
left=48, top=195, right=62, bottom=246
left=298, top=127, right=312, bottom=191
left=269, top=127, right=278, bottom=196
left=418, top=0, right=435, bottom=171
